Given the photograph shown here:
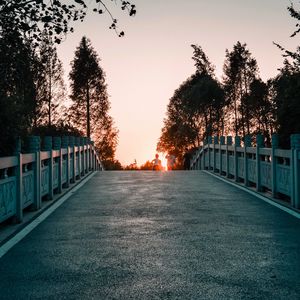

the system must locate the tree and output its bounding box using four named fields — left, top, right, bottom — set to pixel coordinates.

left=191, top=44, right=215, bottom=76
left=0, top=1, right=137, bottom=45
left=157, top=45, right=224, bottom=161
left=274, top=2, right=300, bottom=64
left=35, top=33, right=66, bottom=127
left=271, top=59, right=300, bottom=147
left=93, top=115, right=119, bottom=162
left=223, top=42, right=259, bottom=136
left=242, top=79, right=276, bottom=144
left=0, top=28, right=36, bottom=155
left=288, top=2, right=300, bottom=38
left=69, top=36, right=118, bottom=161
left=140, top=160, right=153, bottom=170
